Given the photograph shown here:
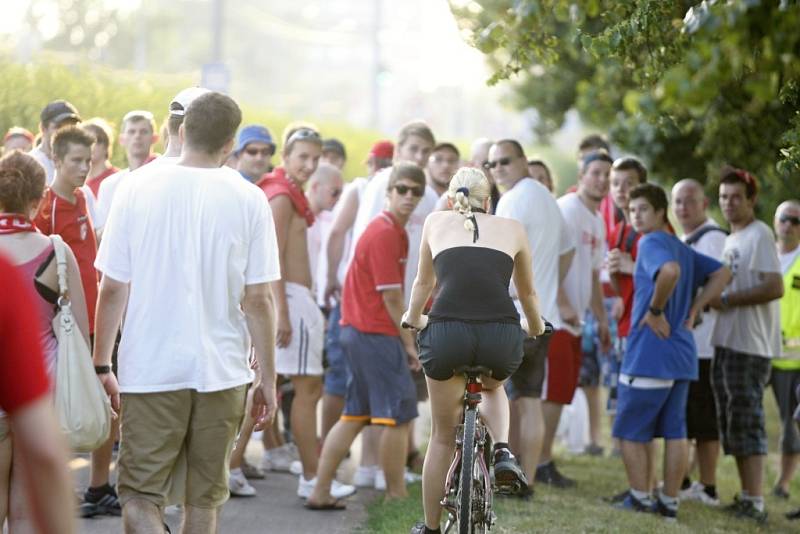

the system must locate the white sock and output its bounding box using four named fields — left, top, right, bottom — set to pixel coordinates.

left=230, top=467, right=243, bottom=476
